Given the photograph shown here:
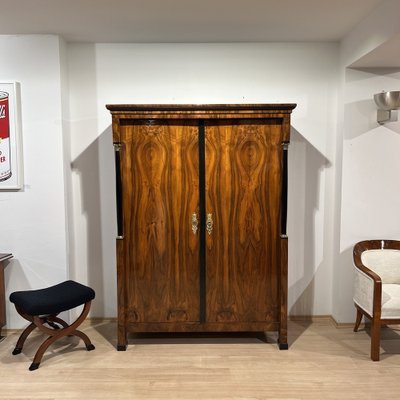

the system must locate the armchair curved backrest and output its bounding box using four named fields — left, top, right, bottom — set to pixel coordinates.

left=353, top=239, right=400, bottom=361
left=354, top=240, right=400, bottom=283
